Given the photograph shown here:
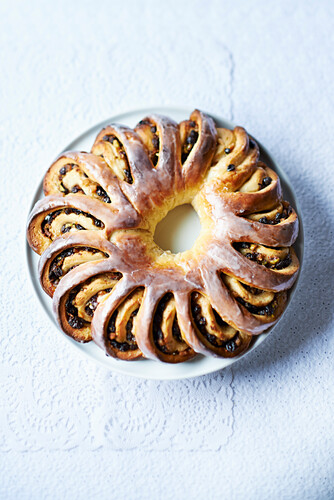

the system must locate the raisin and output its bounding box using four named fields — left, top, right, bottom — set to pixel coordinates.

left=126, top=331, right=135, bottom=342
left=96, top=186, right=111, bottom=203
left=172, top=319, right=182, bottom=342
left=44, top=214, right=52, bottom=224
left=152, top=135, right=159, bottom=149
left=108, top=311, right=117, bottom=334
left=64, top=249, right=74, bottom=257
left=110, top=339, right=137, bottom=352
left=156, top=329, right=163, bottom=340
left=61, top=224, right=71, bottom=233
left=124, top=168, right=133, bottom=183
left=213, top=309, right=225, bottom=327
left=49, top=264, right=63, bottom=279
left=261, top=177, right=272, bottom=188
left=94, top=219, right=103, bottom=228
left=68, top=316, right=84, bottom=329
left=274, top=255, right=292, bottom=270
left=126, top=319, right=133, bottom=333
left=102, top=135, right=116, bottom=143
left=245, top=252, right=256, bottom=260
left=225, top=340, right=237, bottom=352
left=187, top=129, right=198, bottom=144
left=206, top=333, right=219, bottom=346
left=85, top=306, right=94, bottom=317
